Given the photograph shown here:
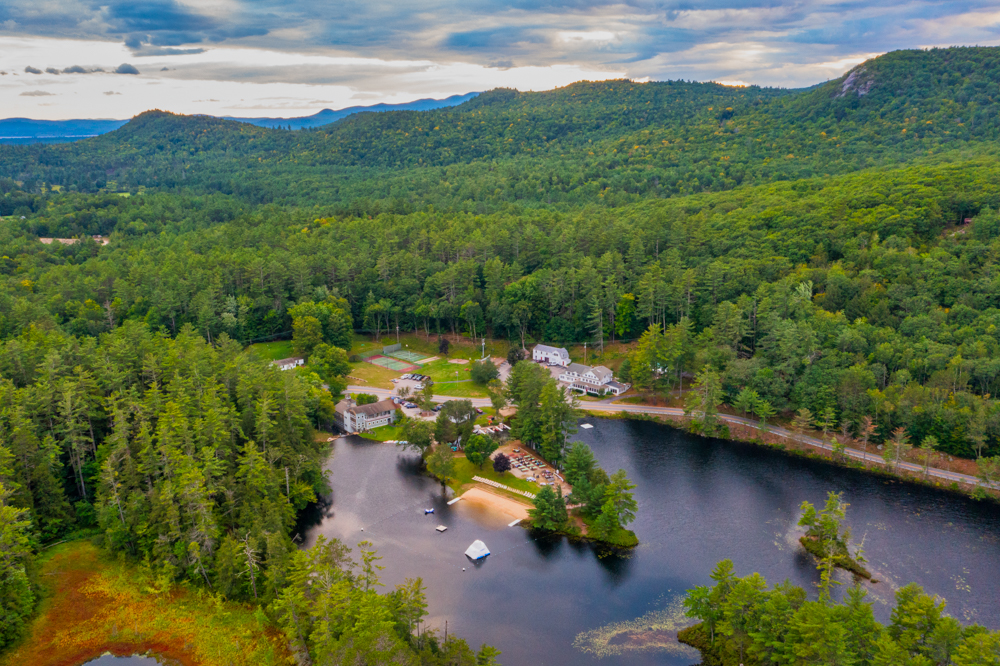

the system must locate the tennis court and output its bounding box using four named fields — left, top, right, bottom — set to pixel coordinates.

left=366, top=355, right=420, bottom=373
left=388, top=349, right=429, bottom=364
